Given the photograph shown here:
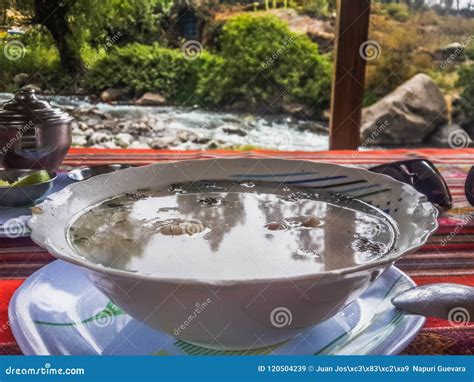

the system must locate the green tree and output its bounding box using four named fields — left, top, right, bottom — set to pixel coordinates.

left=458, top=65, right=474, bottom=122
left=11, top=0, right=83, bottom=74
left=197, top=14, right=332, bottom=117
left=83, top=0, right=162, bottom=46
left=10, top=0, right=163, bottom=75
